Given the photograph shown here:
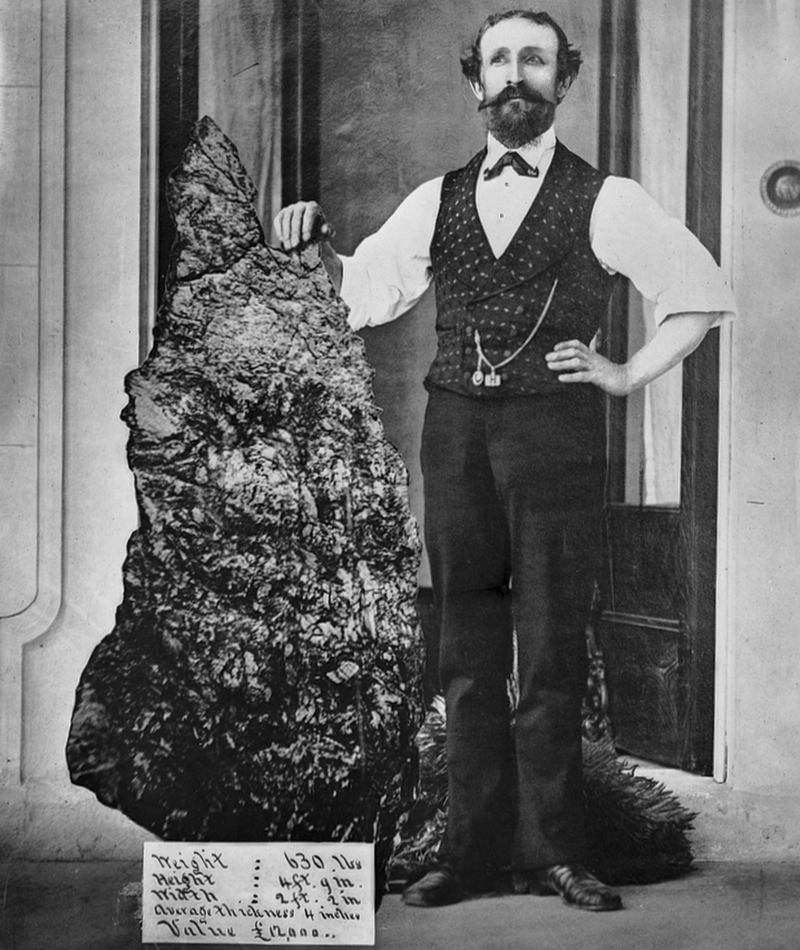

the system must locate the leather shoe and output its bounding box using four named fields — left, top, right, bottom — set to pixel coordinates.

left=402, top=865, right=463, bottom=907
left=529, top=864, right=622, bottom=912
